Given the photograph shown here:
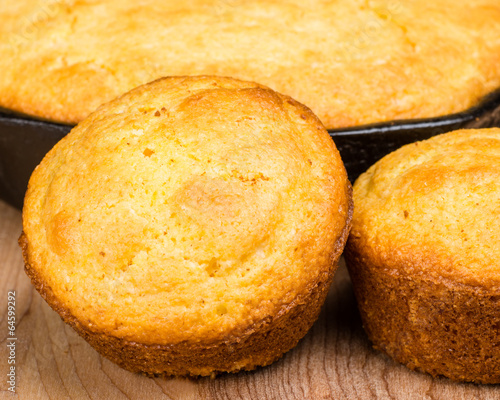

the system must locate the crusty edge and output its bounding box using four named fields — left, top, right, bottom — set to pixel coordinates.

left=19, top=186, right=352, bottom=377
left=344, top=239, right=500, bottom=384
